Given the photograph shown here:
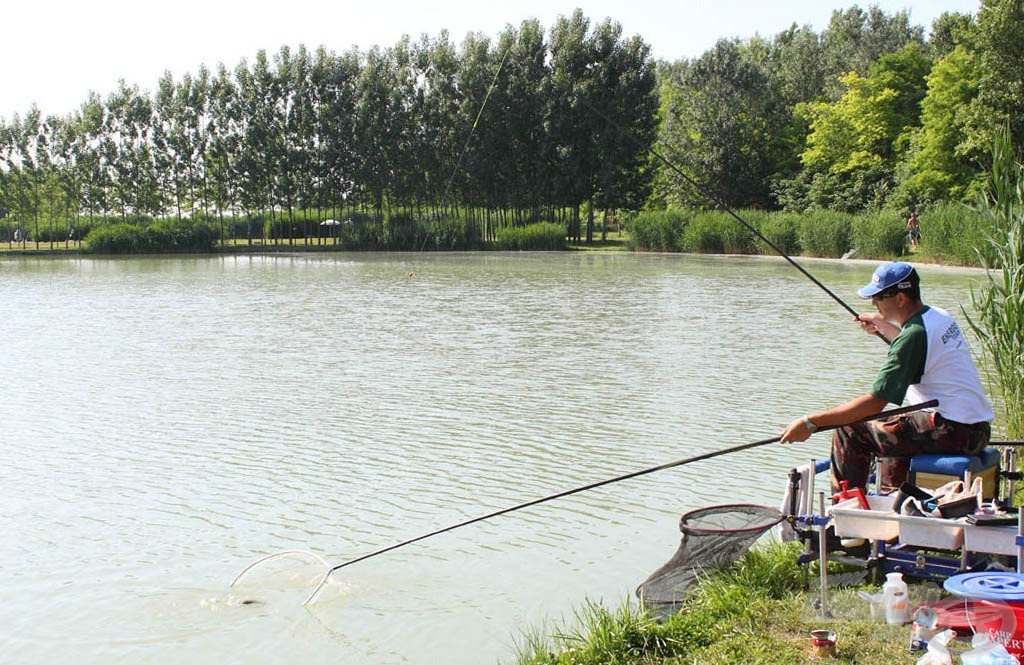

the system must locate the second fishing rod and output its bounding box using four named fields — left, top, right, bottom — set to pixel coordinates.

left=581, top=100, right=891, bottom=346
